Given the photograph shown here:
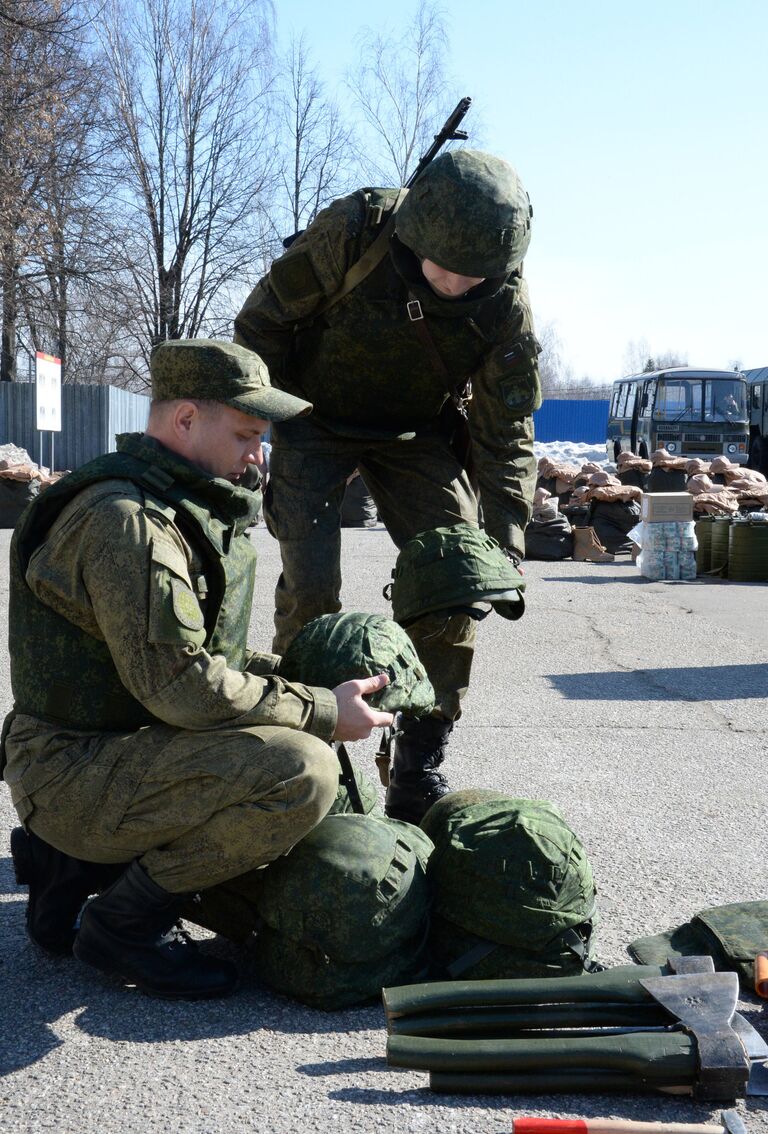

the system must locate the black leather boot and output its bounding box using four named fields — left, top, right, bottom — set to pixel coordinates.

left=384, top=715, right=453, bottom=826
left=10, top=826, right=124, bottom=956
left=73, top=860, right=239, bottom=999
